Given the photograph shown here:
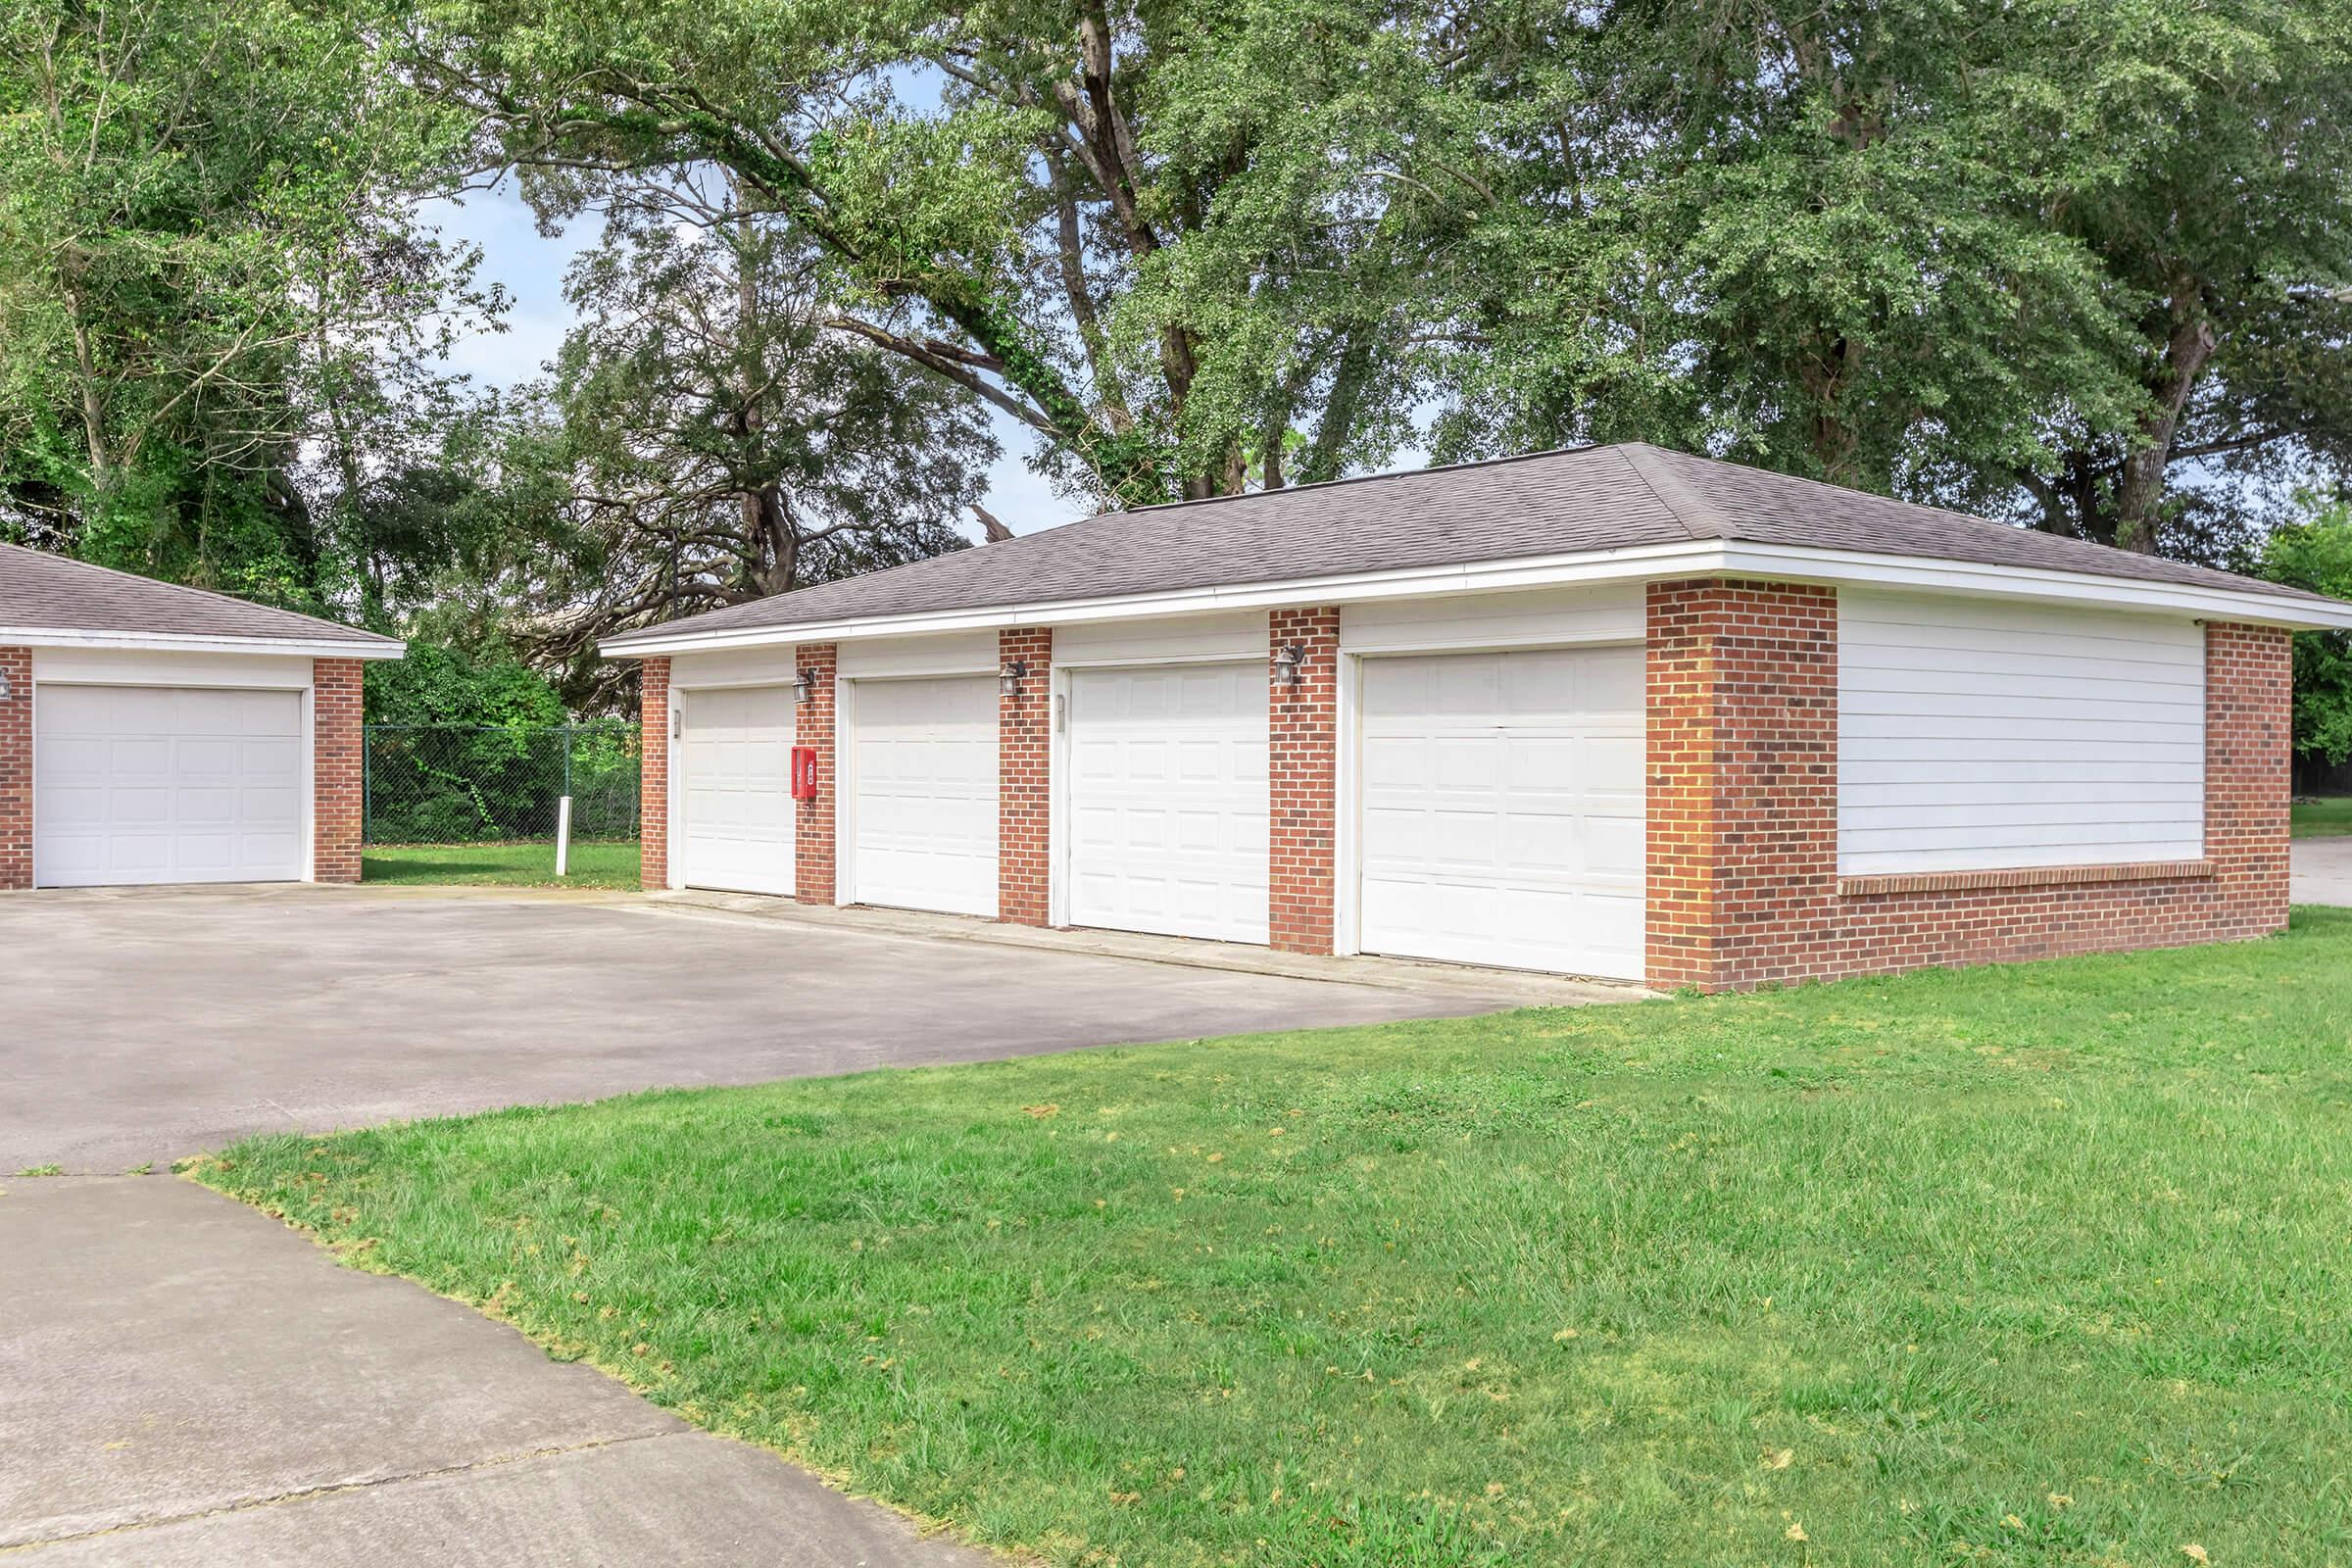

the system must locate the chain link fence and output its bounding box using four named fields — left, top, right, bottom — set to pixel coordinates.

left=363, top=724, right=642, bottom=846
